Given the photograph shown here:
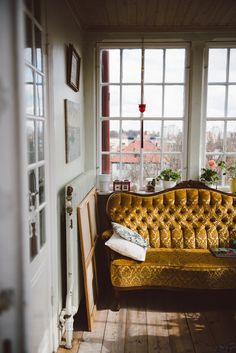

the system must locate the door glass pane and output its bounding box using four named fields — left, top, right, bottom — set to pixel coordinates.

left=25, top=67, right=34, bottom=115
left=163, top=154, right=182, bottom=170
left=165, top=49, right=185, bottom=83
left=121, top=120, right=140, bottom=152
left=229, top=49, right=236, bottom=82
left=228, top=86, right=236, bottom=117
left=122, top=86, right=140, bottom=117
left=208, top=49, right=227, bottom=83
left=143, top=120, right=162, bottom=151
left=144, top=49, right=163, bottom=83
left=226, top=121, right=236, bottom=152
left=164, top=85, right=184, bottom=117
left=28, top=169, right=37, bottom=210
left=30, top=220, right=38, bottom=260
left=38, top=121, right=44, bottom=161
left=123, top=49, right=141, bottom=83
left=102, top=85, right=120, bottom=117
left=34, top=0, right=41, bottom=24
left=102, top=49, right=120, bottom=83
left=206, top=121, right=224, bottom=153
left=40, top=208, right=46, bottom=247
left=121, top=154, right=140, bottom=183
left=27, top=120, right=36, bottom=164
left=35, top=26, right=43, bottom=71
left=39, top=166, right=45, bottom=205
left=163, top=121, right=183, bottom=152
left=207, top=86, right=225, bottom=117
left=102, top=120, right=120, bottom=152
left=35, top=73, right=43, bottom=116
left=25, top=0, right=32, bottom=11
left=24, top=15, right=33, bottom=64
left=143, top=153, right=161, bottom=179
left=144, top=85, right=162, bottom=117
